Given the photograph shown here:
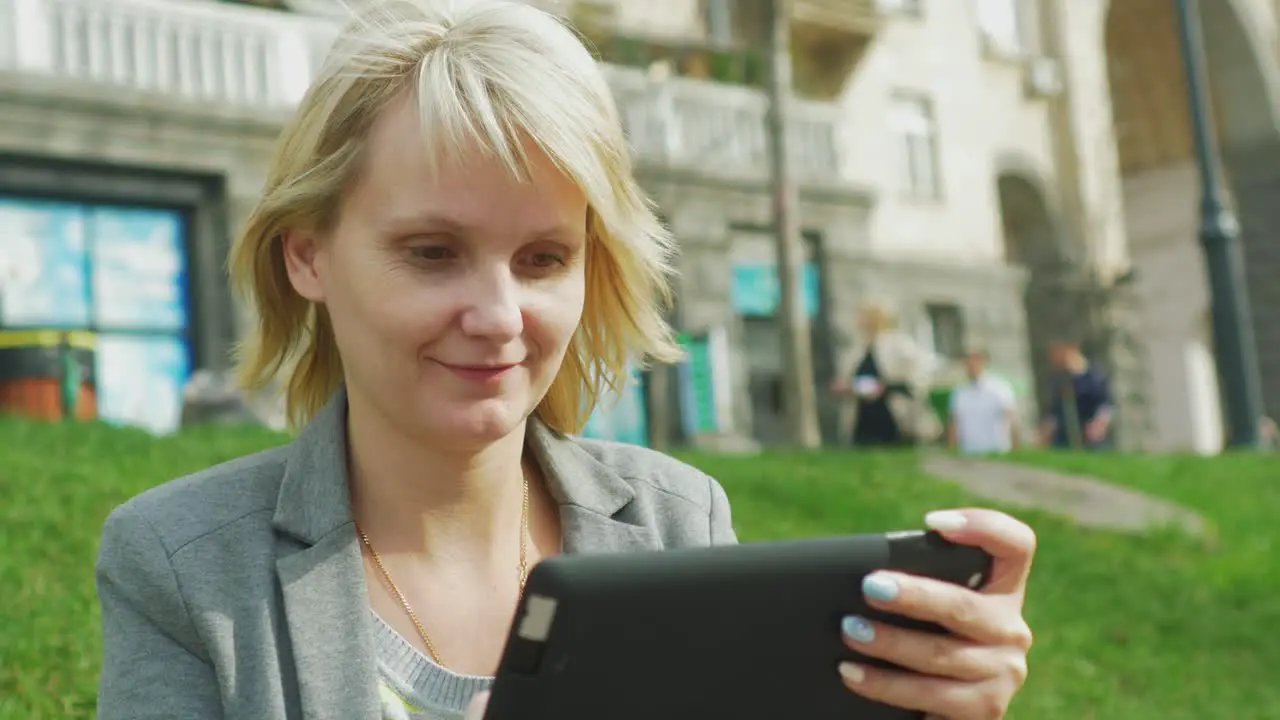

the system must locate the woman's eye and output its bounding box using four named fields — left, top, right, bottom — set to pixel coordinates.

left=528, top=252, right=566, bottom=268
left=411, top=246, right=453, bottom=261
